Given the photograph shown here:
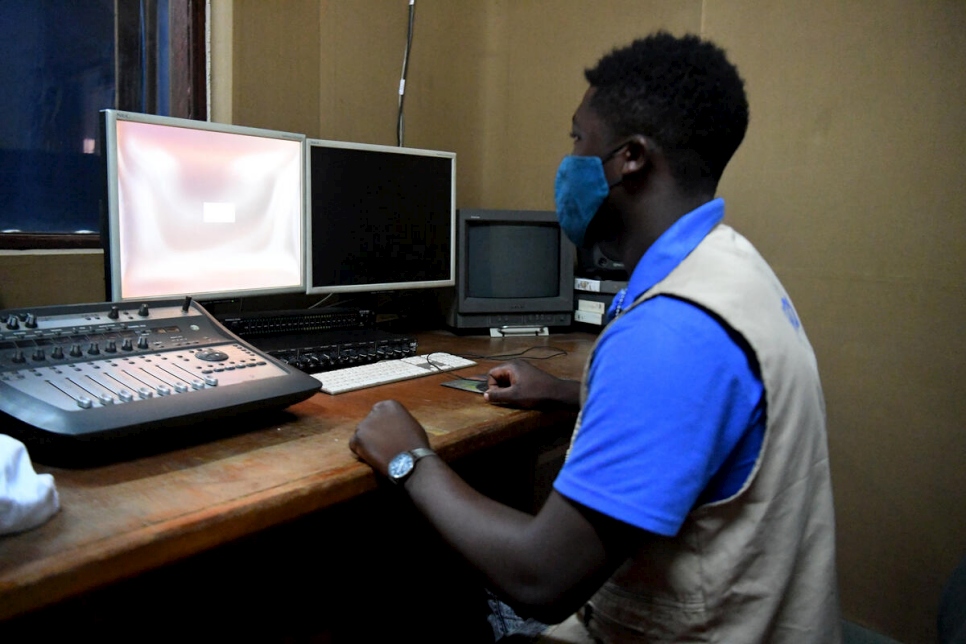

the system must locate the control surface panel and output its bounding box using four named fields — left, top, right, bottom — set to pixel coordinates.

left=0, top=298, right=321, bottom=451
